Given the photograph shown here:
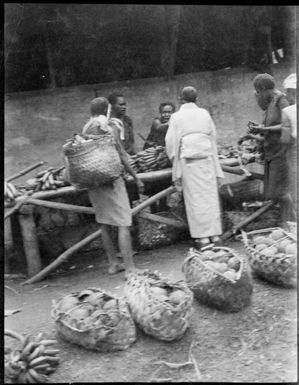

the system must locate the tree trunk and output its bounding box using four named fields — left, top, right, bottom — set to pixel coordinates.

left=44, top=29, right=57, bottom=89
left=160, top=5, right=181, bottom=80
